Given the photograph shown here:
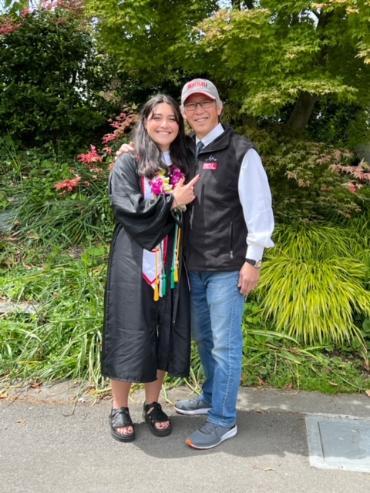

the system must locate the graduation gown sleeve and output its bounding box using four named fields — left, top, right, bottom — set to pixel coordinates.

left=109, top=153, right=175, bottom=250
